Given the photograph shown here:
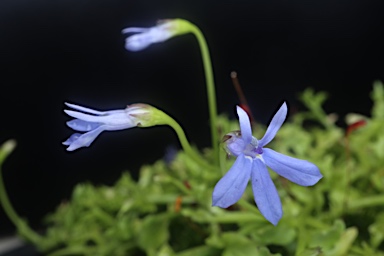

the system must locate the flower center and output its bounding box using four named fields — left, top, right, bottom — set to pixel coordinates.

left=222, top=131, right=263, bottom=158
left=243, top=137, right=262, bottom=158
